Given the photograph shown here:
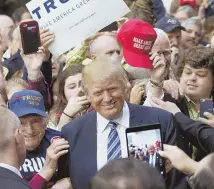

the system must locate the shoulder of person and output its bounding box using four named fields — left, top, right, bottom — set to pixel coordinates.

left=61, top=110, right=96, bottom=133
left=2, top=51, right=22, bottom=67
left=129, top=102, right=172, bottom=118
left=0, top=170, right=31, bottom=189
left=45, top=128, right=61, bottom=143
